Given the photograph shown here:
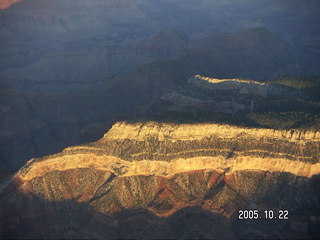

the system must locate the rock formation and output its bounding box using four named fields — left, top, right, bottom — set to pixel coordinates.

left=1, top=121, right=319, bottom=239
left=1, top=1, right=320, bottom=238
